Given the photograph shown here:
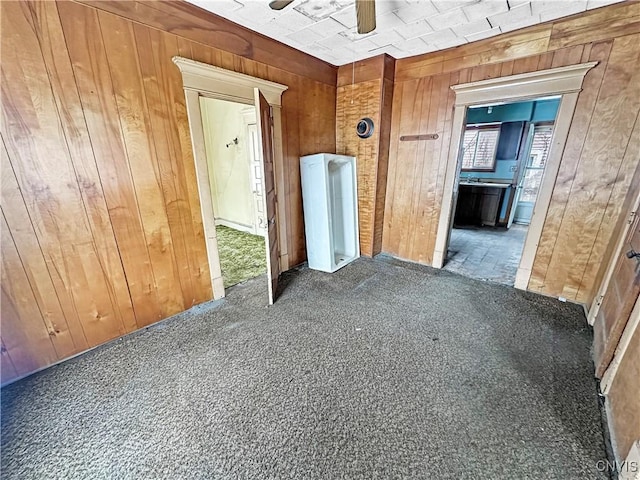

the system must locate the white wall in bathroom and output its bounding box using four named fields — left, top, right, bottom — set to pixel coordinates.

left=200, top=97, right=255, bottom=230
